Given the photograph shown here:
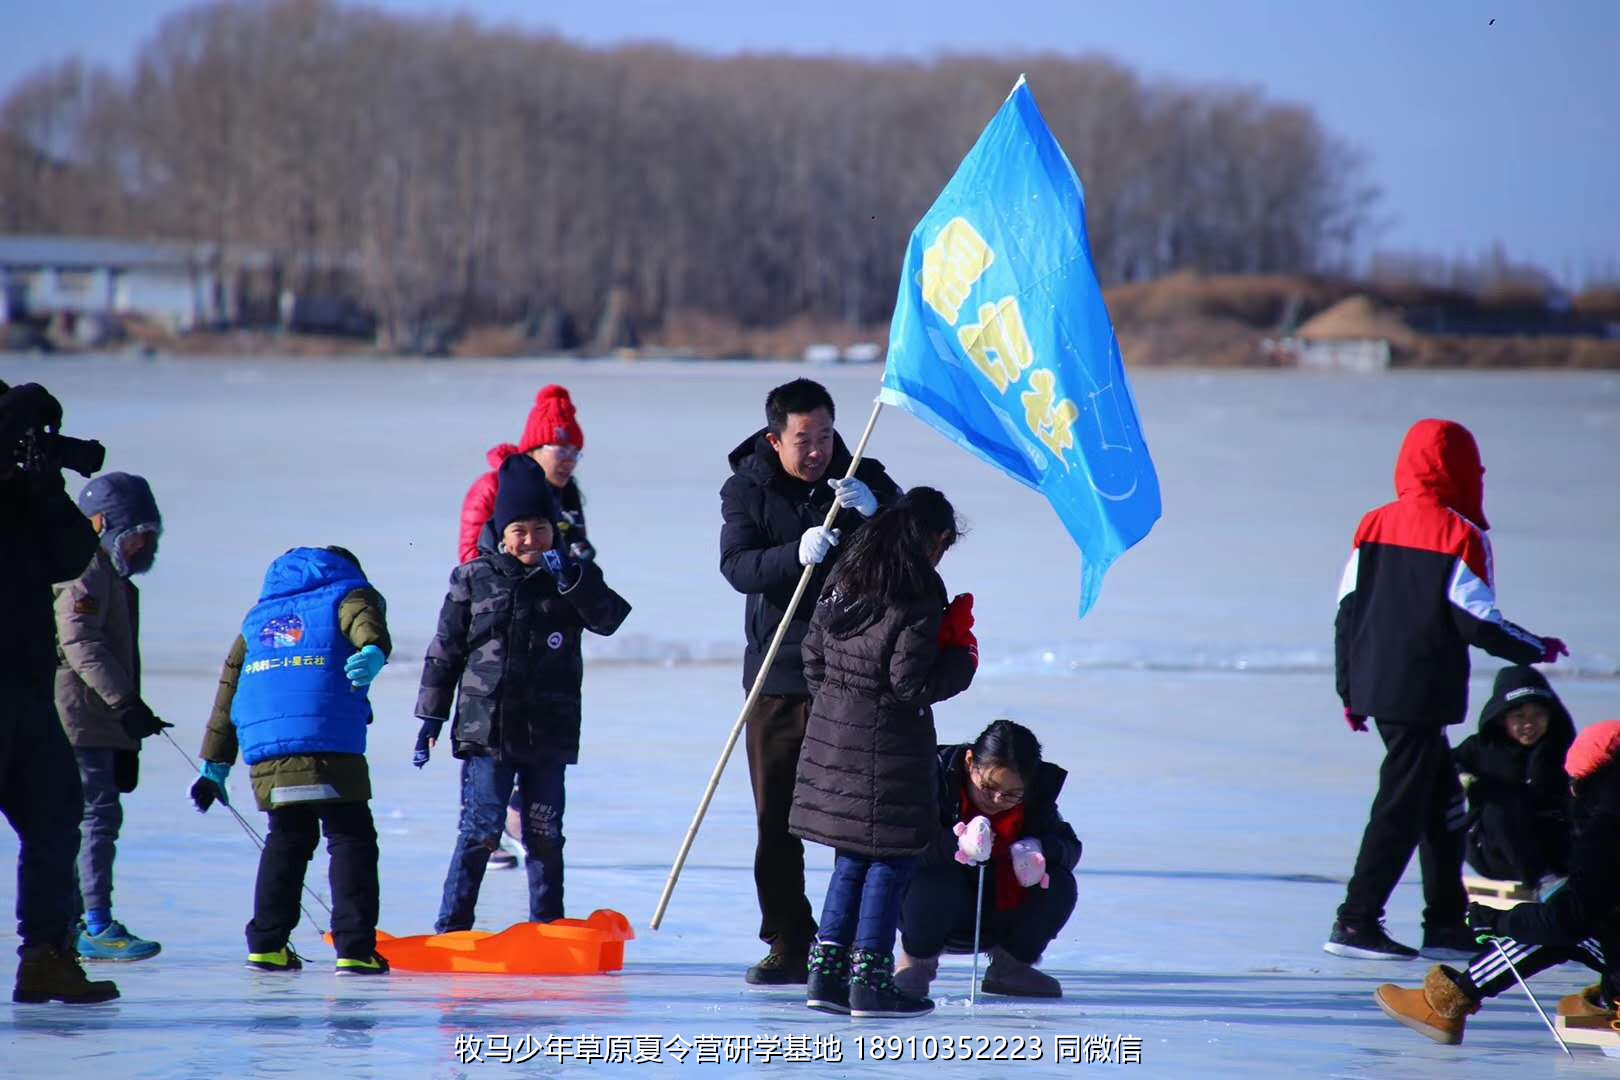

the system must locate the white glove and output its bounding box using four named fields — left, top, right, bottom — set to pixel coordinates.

left=954, top=815, right=994, bottom=865
left=829, top=476, right=879, bottom=518
left=798, top=525, right=841, bottom=566
left=1009, top=837, right=1050, bottom=889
